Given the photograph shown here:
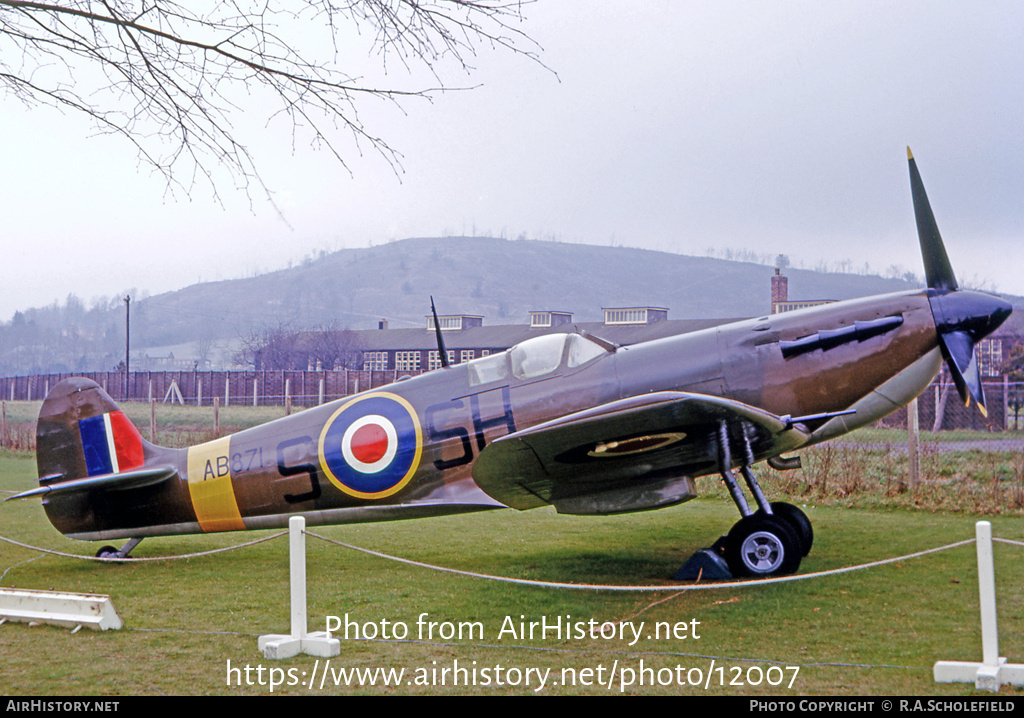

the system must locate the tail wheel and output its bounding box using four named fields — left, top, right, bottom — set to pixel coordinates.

left=725, top=514, right=802, bottom=578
